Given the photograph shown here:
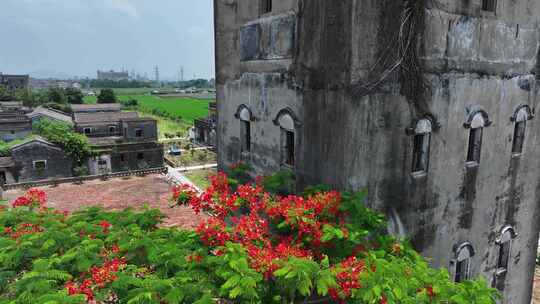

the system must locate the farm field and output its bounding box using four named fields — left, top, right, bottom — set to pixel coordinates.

left=83, top=95, right=210, bottom=121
